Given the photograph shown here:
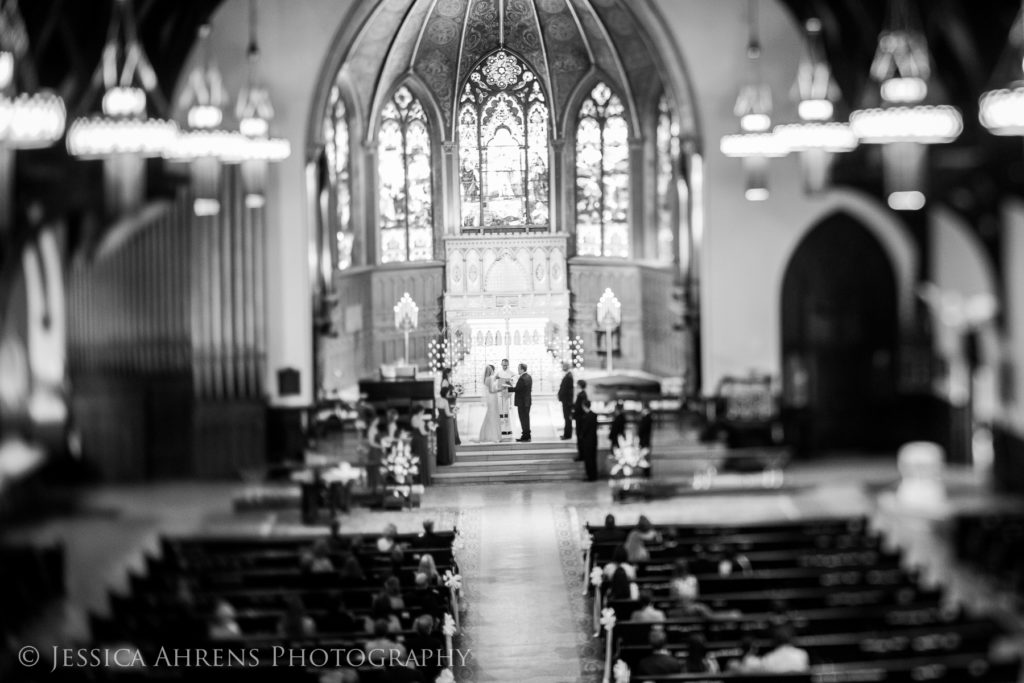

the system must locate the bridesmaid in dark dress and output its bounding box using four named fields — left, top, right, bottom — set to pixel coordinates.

left=409, top=405, right=433, bottom=484
left=436, top=386, right=457, bottom=466
left=440, top=368, right=461, bottom=446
